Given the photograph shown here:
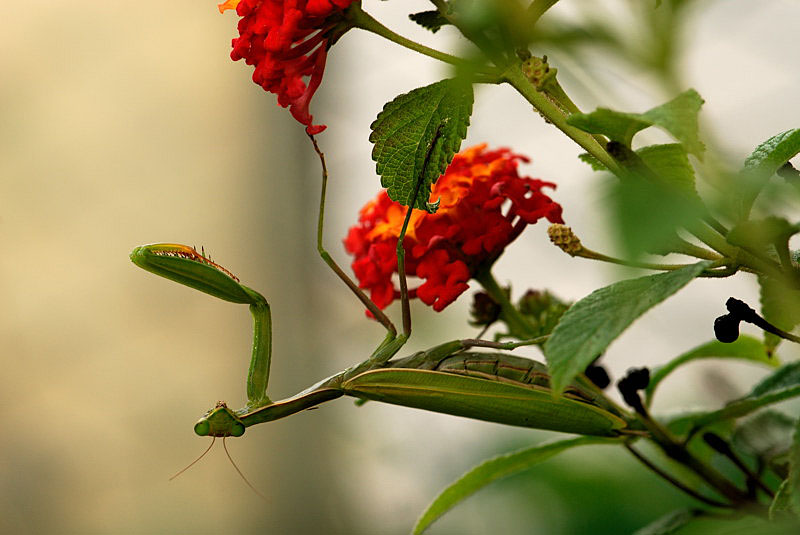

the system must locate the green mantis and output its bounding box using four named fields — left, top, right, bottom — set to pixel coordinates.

left=131, top=242, right=630, bottom=438
left=130, top=136, right=636, bottom=471
left=130, top=243, right=273, bottom=409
